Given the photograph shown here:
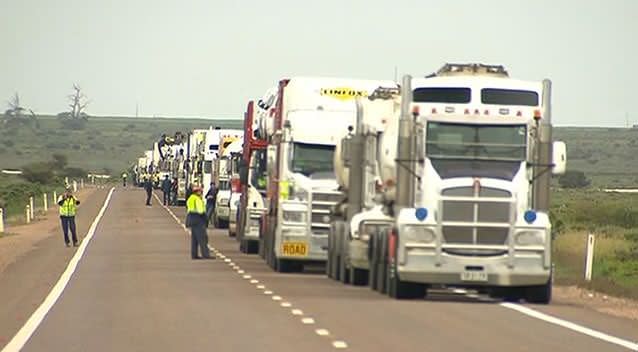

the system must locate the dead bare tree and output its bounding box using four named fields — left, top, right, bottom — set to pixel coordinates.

left=68, top=84, right=89, bottom=120
left=3, top=93, right=37, bottom=127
